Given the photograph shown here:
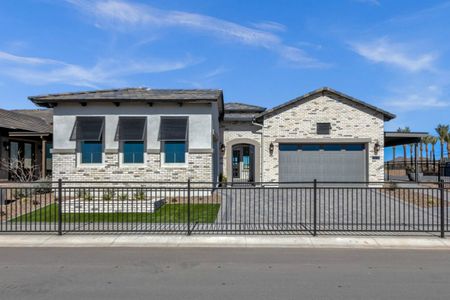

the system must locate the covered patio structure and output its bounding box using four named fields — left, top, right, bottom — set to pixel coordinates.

left=384, top=131, right=428, bottom=182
